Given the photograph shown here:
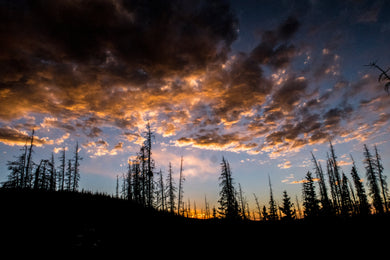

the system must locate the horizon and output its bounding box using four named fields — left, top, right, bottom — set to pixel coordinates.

left=1, top=0, right=390, bottom=215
